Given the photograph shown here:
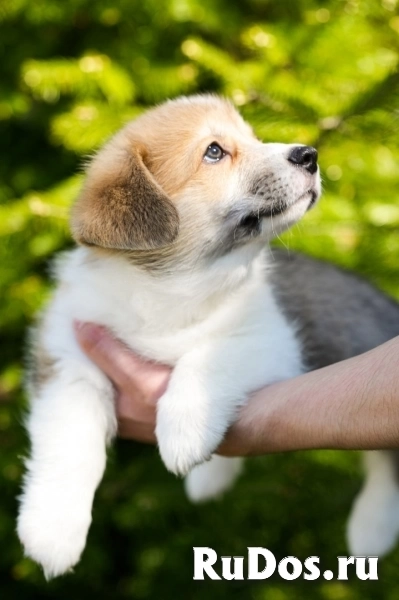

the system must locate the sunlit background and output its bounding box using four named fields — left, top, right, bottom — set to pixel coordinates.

left=1, top=0, right=399, bottom=597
